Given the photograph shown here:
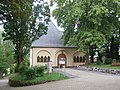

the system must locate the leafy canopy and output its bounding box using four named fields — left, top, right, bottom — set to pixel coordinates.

left=53, top=0, right=120, bottom=50
left=0, top=0, right=50, bottom=66
left=0, top=31, right=15, bottom=73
